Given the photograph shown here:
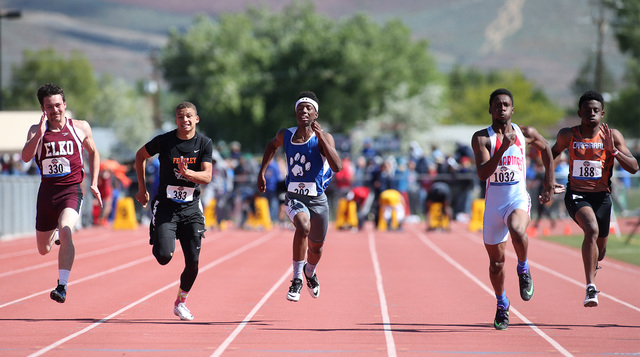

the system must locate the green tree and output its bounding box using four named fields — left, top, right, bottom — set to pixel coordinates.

left=444, top=67, right=563, bottom=136
left=159, top=1, right=441, bottom=151
left=571, top=52, right=617, bottom=97
left=5, top=48, right=99, bottom=119
left=93, top=76, right=155, bottom=158
left=602, top=0, right=640, bottom=137
left=605, top=61, right=640, bottom=138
